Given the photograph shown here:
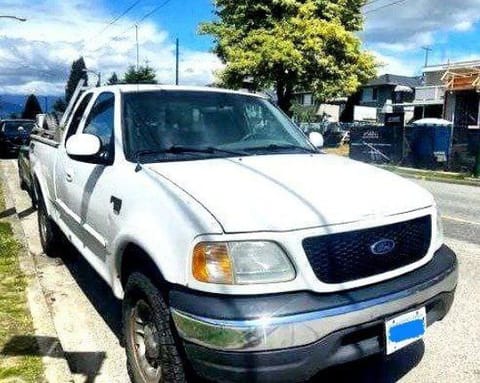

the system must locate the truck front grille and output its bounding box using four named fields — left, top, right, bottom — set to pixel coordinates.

left=303, top=215, right=432, bottom=284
